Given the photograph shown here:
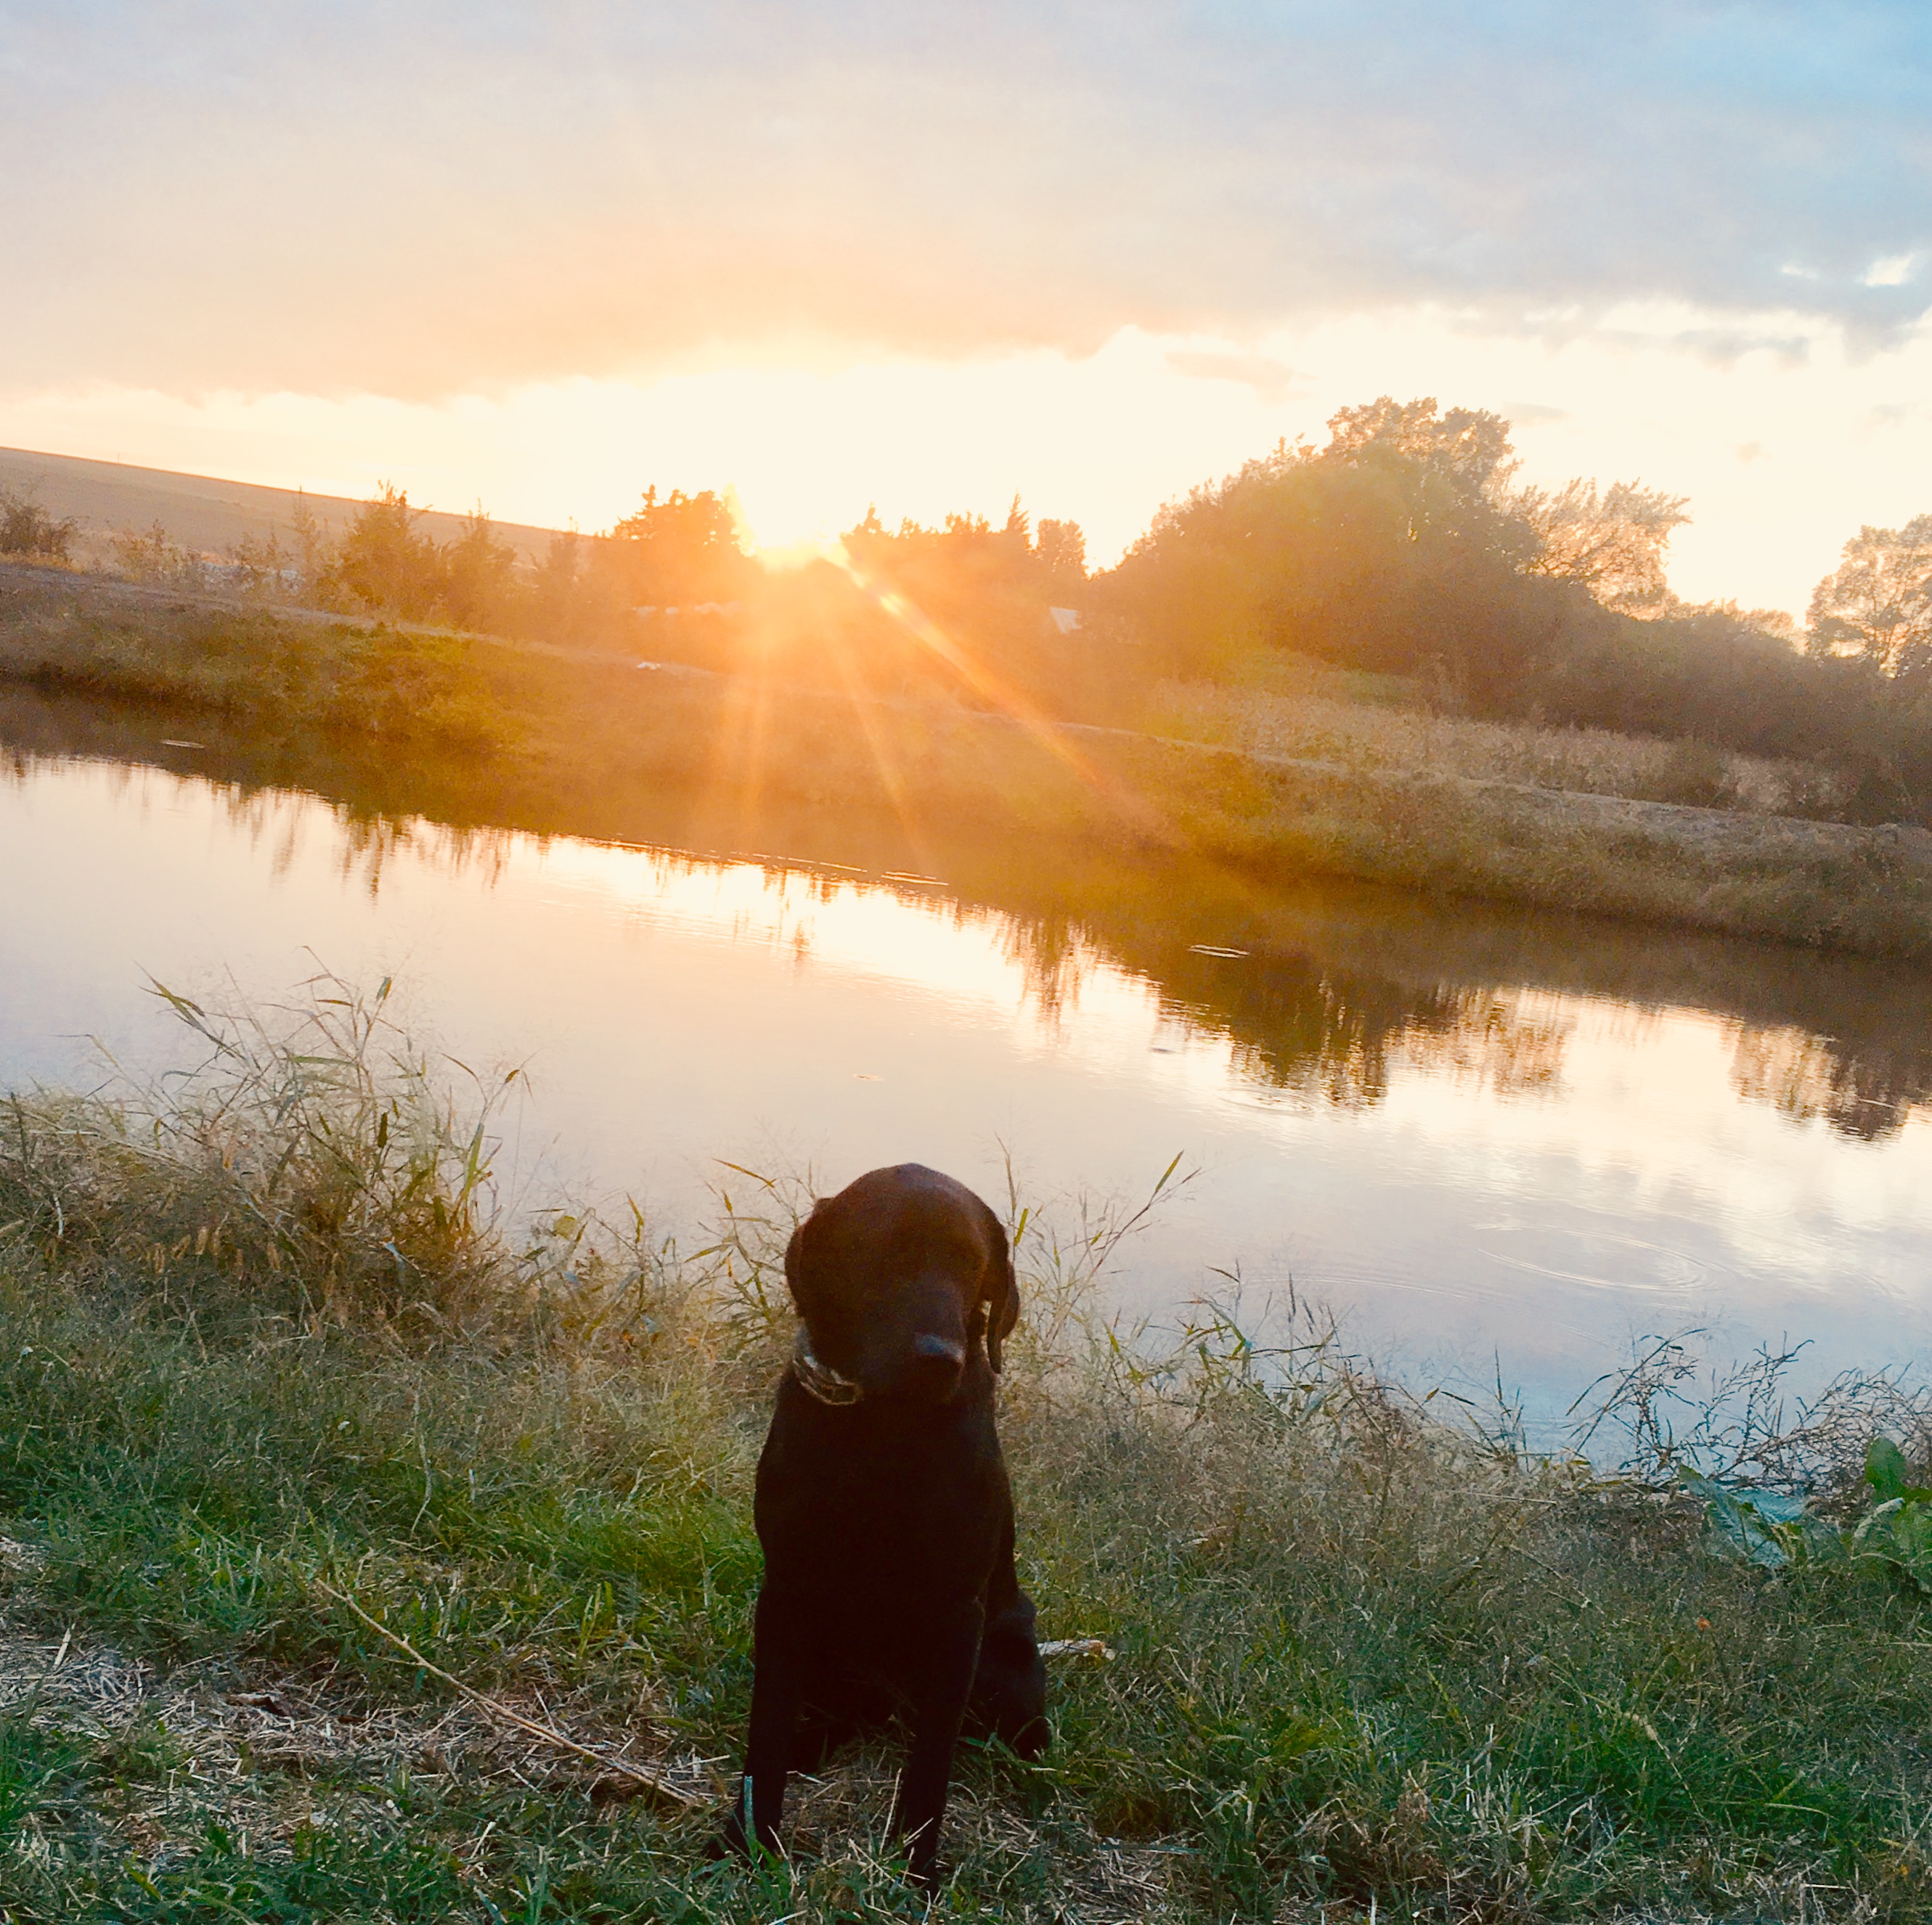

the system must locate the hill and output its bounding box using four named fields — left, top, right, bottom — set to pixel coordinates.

left=0, top=444, right=559, bottom=562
